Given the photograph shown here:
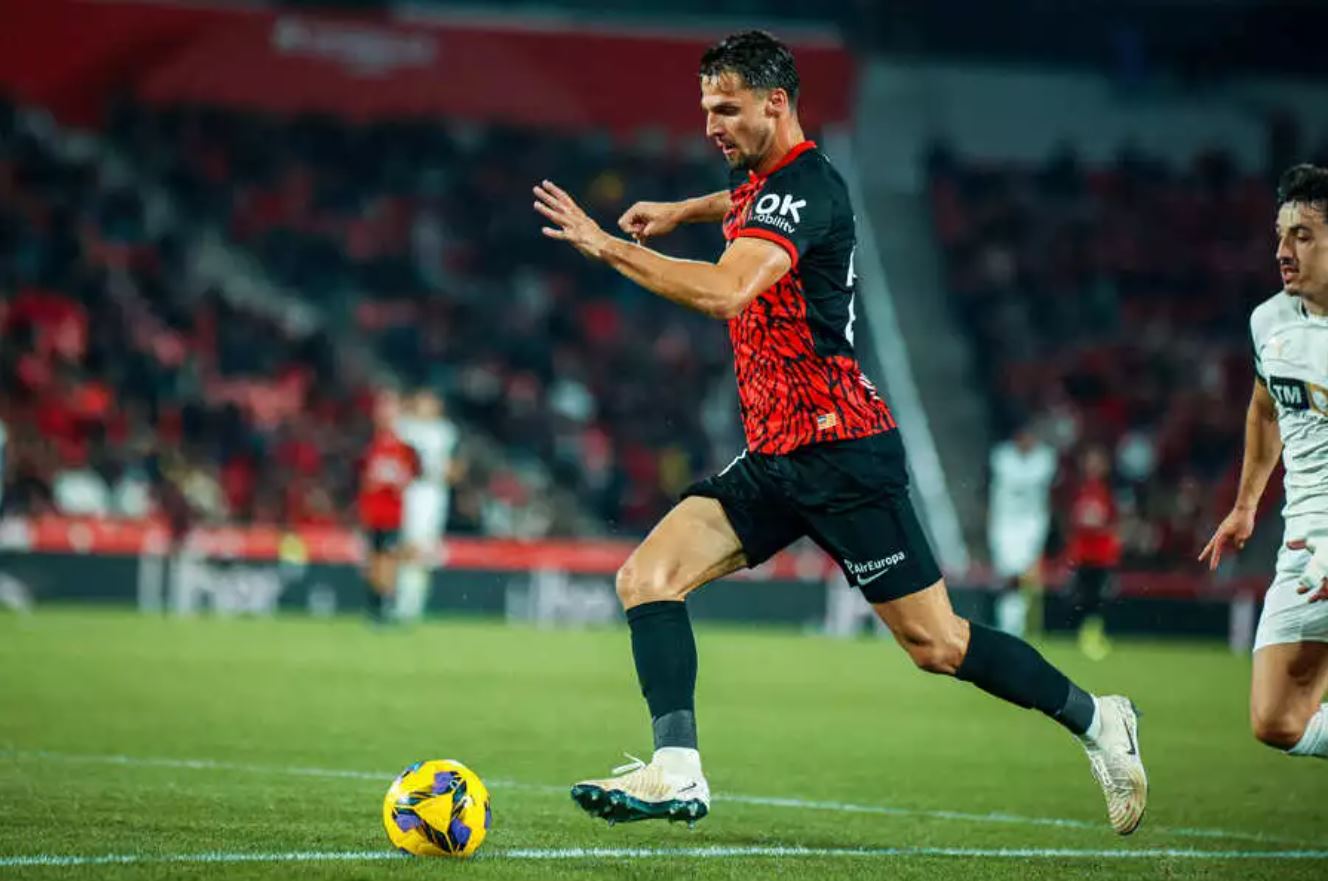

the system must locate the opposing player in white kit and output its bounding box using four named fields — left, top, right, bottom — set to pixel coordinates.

left=1200, top=164, right=1328, bottom=759
left=395, top=389, right=460, bottom=623
left=988, top=425, right=1058, bottom=637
